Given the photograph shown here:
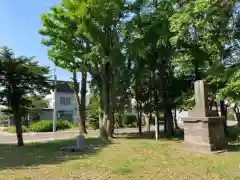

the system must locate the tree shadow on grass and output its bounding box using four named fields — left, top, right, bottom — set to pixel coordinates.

left=0, top=137, right=111, bottom=170
left=115, top=126, right=240, bottom=152
left=114, top=129, right=184, bottom=141
left=226, top=125, right=240, bottom=152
